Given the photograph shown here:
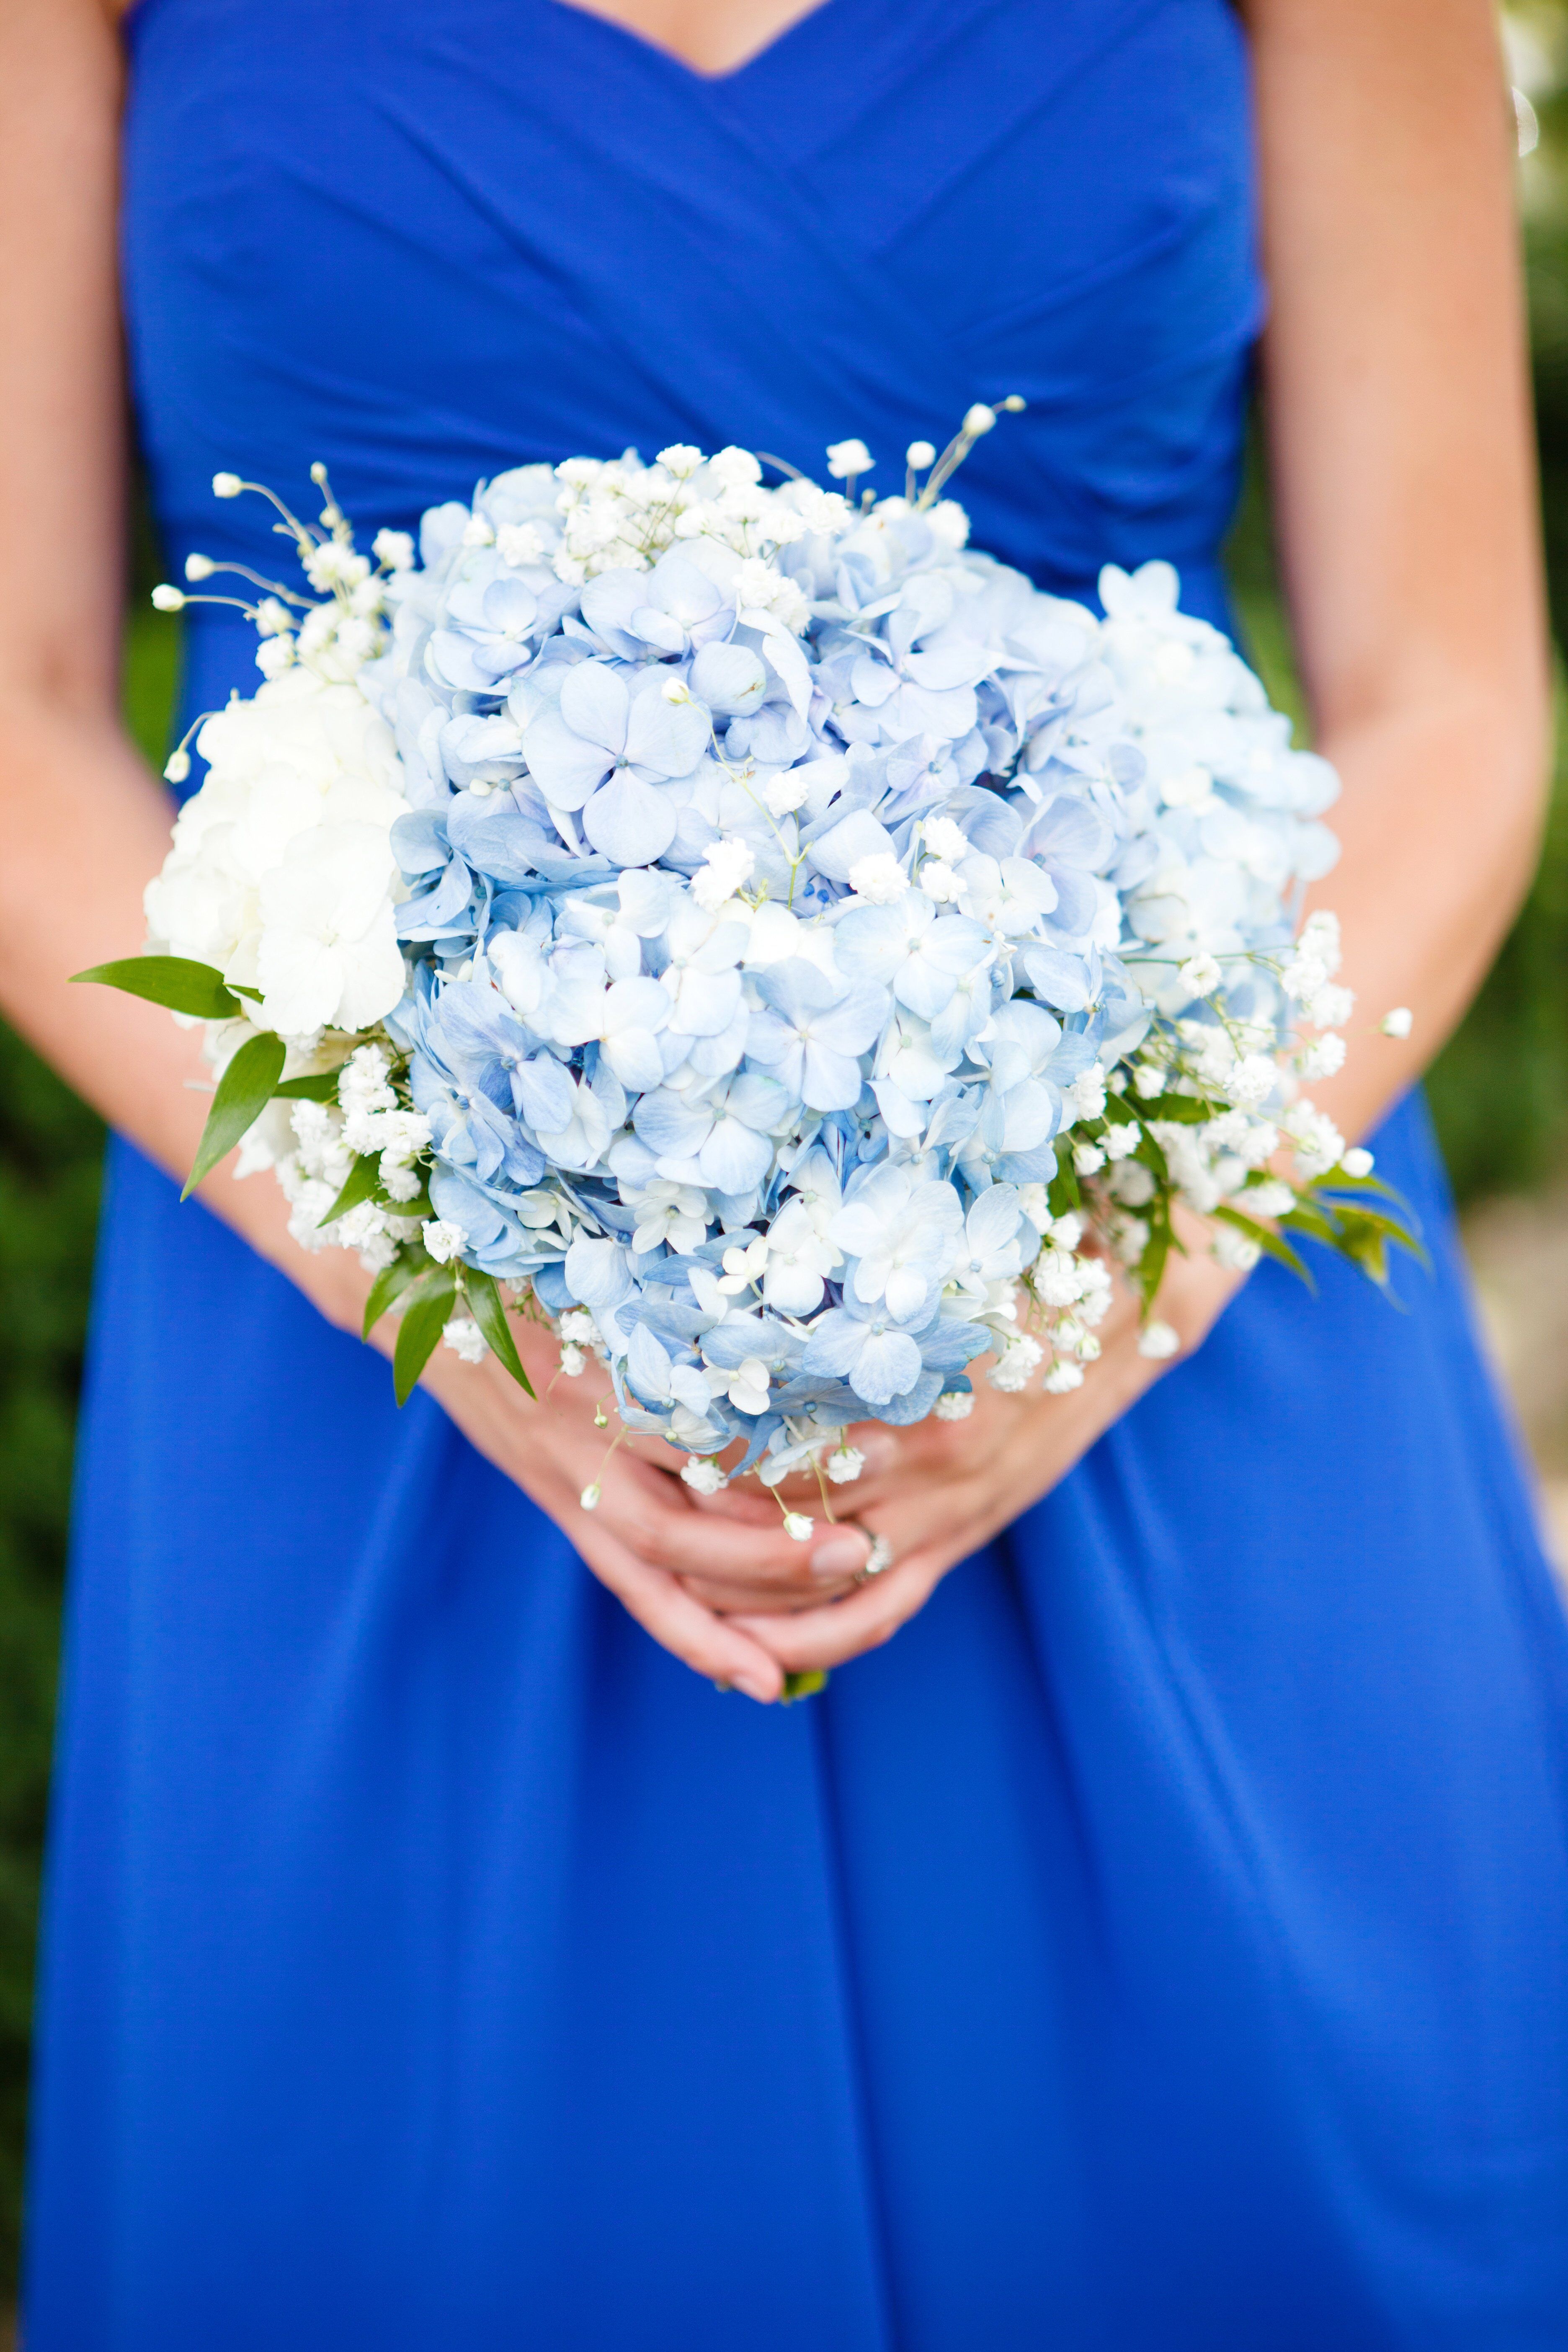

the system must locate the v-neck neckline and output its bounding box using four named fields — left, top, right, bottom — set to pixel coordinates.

left=542, top=0, right=839, bottom=89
